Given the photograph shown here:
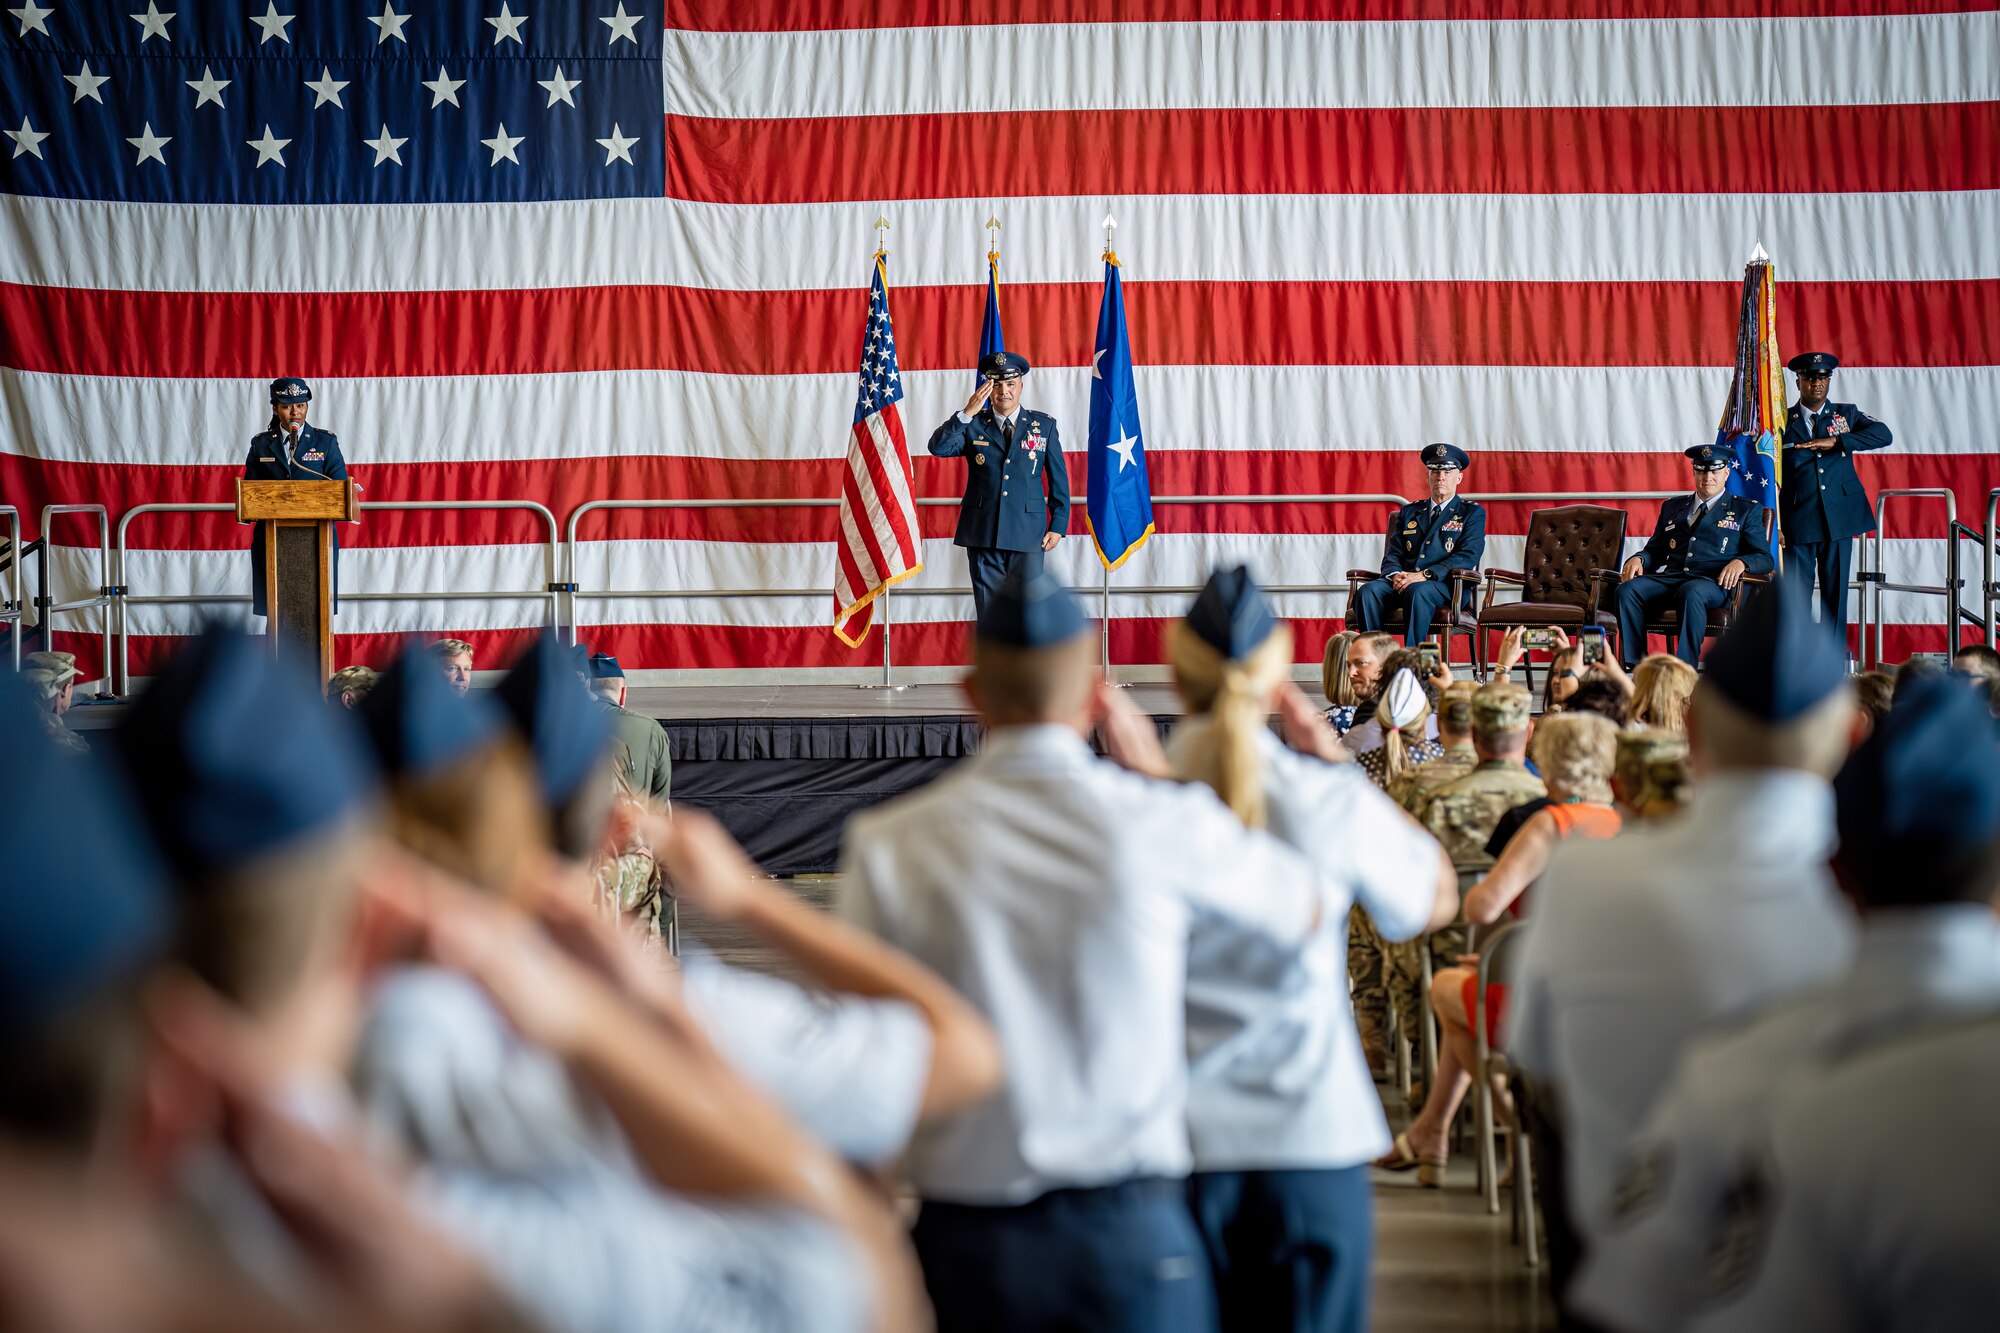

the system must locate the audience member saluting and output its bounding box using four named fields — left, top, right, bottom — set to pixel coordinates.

left=1616, top=444, right=1774, bottom=668
left=838, top=569, right=1337, bottom=1332
left=1779, top=351, right=1893, bottom=653
left=1166, top=567, right=1457, bottom=1333
left=928, top=351, right=1070, bottom=620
